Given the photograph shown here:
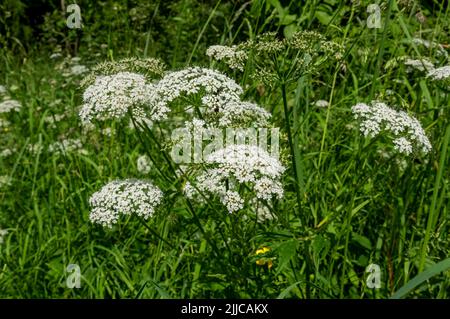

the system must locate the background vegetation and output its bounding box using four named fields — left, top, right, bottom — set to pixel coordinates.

left=0, top=0, right=449, bottom=298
